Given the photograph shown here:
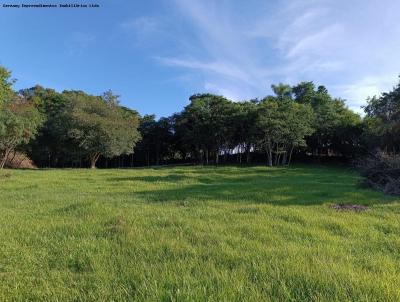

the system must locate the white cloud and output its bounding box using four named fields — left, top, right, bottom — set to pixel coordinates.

left=137, top=0, right=400, bottom=111
left=333, top=74, right=399, bottom=113
left=157, top=57, right=252, bottom=84
left=65, top=32, right=95, bottom=56
left=121, top=17, right=159, bottom=33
